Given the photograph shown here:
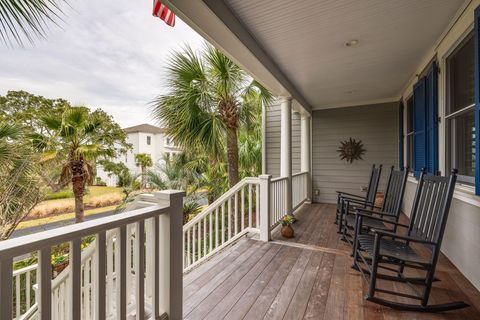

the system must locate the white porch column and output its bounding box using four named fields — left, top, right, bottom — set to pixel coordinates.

left=280, top=97, right=293, bottom=215
left=301, top=114, right=312, bottom=202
